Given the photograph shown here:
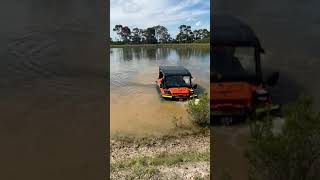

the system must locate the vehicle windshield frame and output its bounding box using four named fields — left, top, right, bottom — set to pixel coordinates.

left=211, top=45, right=259, bottom=83
left=164, top=75, right=192, bottom=88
